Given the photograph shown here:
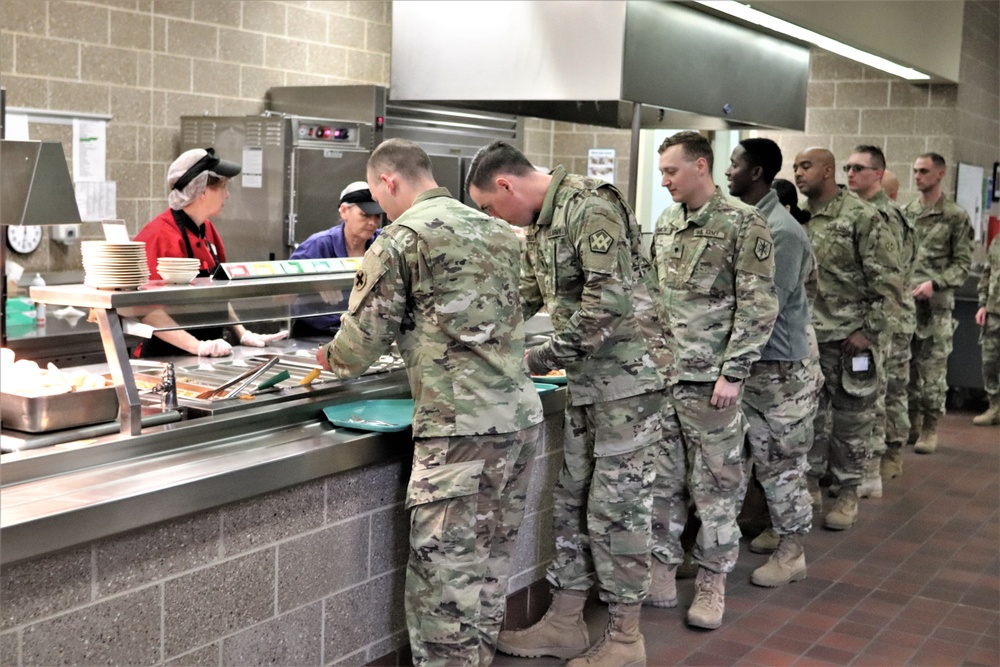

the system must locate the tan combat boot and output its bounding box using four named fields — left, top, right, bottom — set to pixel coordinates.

left=496, top=589, right=589, bottom=659
left=751, top=533, right=807, bottom=587
left=686, top=569, right=726, bottom=629
left=824, top=486, right=859, bottom=530
left=807, top=476, right=822, bottom=511
left=857, top=457, right=883, bottom=499
left=749, top=527, right=780, bottom=555
left=973, top=397, right=1000, bottom=426
left=914, top=415, right=939, bottom=454
left=880, top=444, right=904, bottom=479
left=567, top=602, right=645, bottom=667
left=907, top=412, right=923, bottom=445
left=644, top=559, right=677, bottom=608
